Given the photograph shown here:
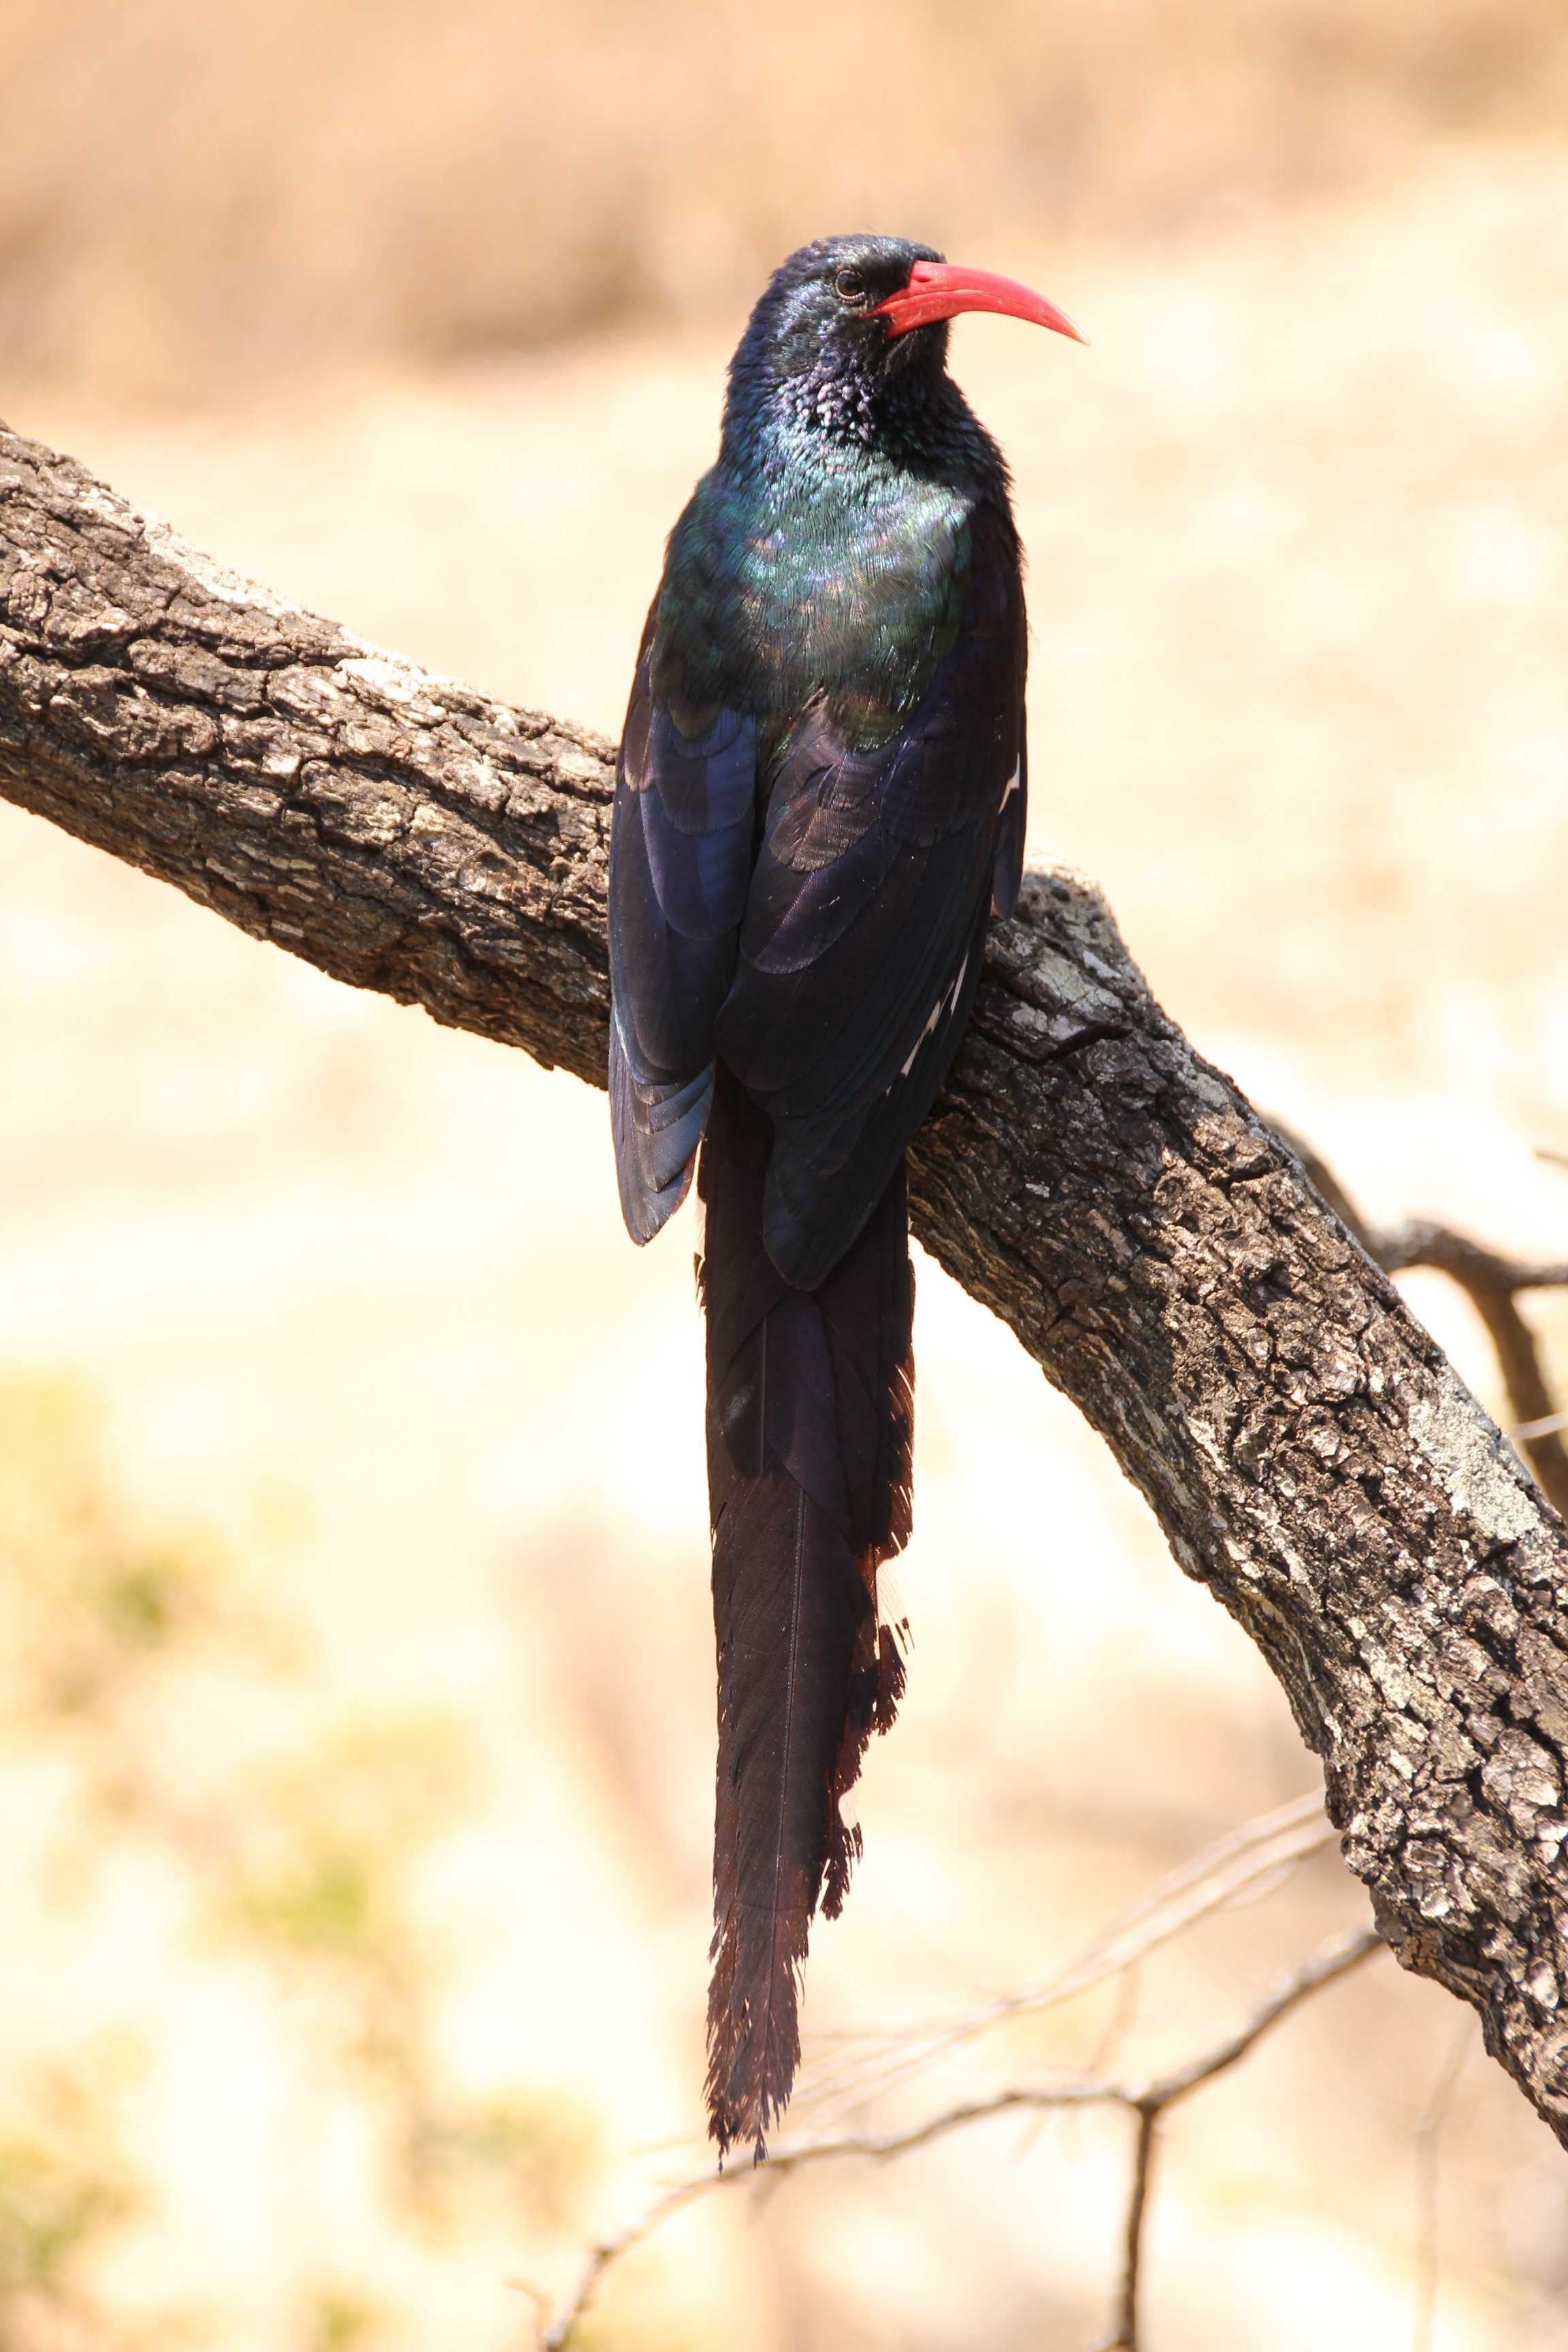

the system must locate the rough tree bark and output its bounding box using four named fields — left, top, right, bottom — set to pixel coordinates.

left=4, top=422, right=1567, bottom=2143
